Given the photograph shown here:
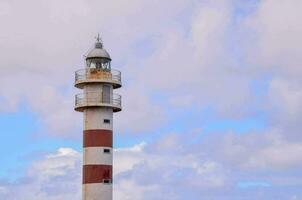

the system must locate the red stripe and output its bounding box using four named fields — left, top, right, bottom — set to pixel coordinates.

left=83, top=130, right=112, bottom=147
left=83, top=165, right=112, bottom=184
